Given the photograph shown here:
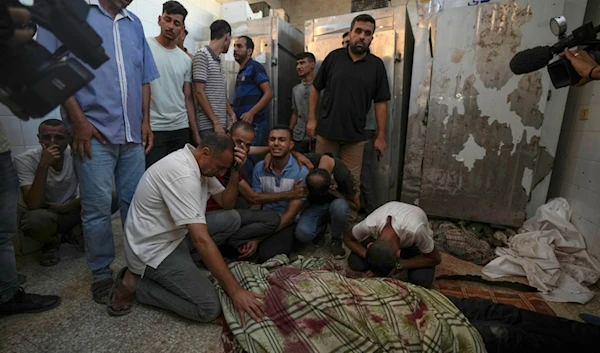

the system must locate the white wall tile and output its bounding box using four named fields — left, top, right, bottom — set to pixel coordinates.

left=591, top=226, right=600, bottom=260
left=579, top=84, right=596, bottom=106
left=579, top=131, right=600, bottom=161
left=9, top=146, right=26, bottom=158
left=570, top=185, right=588, bottom=215
left=567, top=131, right=584, bottom=159
left=573, top=158, right=594, bottom=188
left=573, top=109, right=589, bottom=132
left=588, top=108, right=600, bottom=132
left=563, top=157, right=577, bottom=183
left=560, top=181, right=575, bottom=203
left=589, top=161, right=600, bottom=194
left=0, top=116, right=24, bottom=147
left=583, top=190, right=600, bottom=225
